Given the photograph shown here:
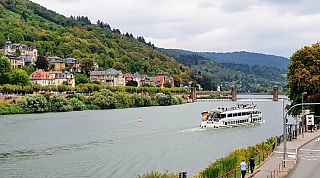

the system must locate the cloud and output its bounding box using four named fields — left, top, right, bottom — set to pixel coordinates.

left=30, top=0, right=320, bottom=57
